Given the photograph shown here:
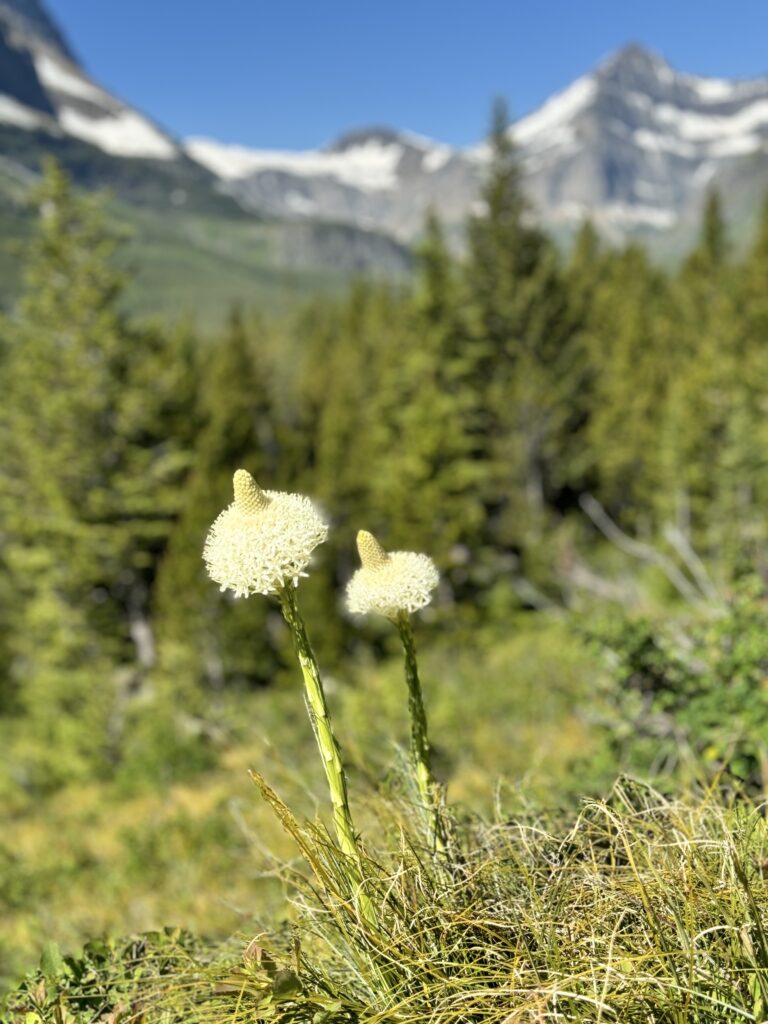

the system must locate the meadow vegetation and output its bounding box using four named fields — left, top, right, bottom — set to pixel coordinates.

left=5, top=101, right=768, bottom=1019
